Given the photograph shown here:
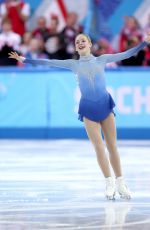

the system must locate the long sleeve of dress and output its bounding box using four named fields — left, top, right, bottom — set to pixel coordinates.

left=97, top=41, right=147, bottom=63
left=23, top=58, right=76, bottom=71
